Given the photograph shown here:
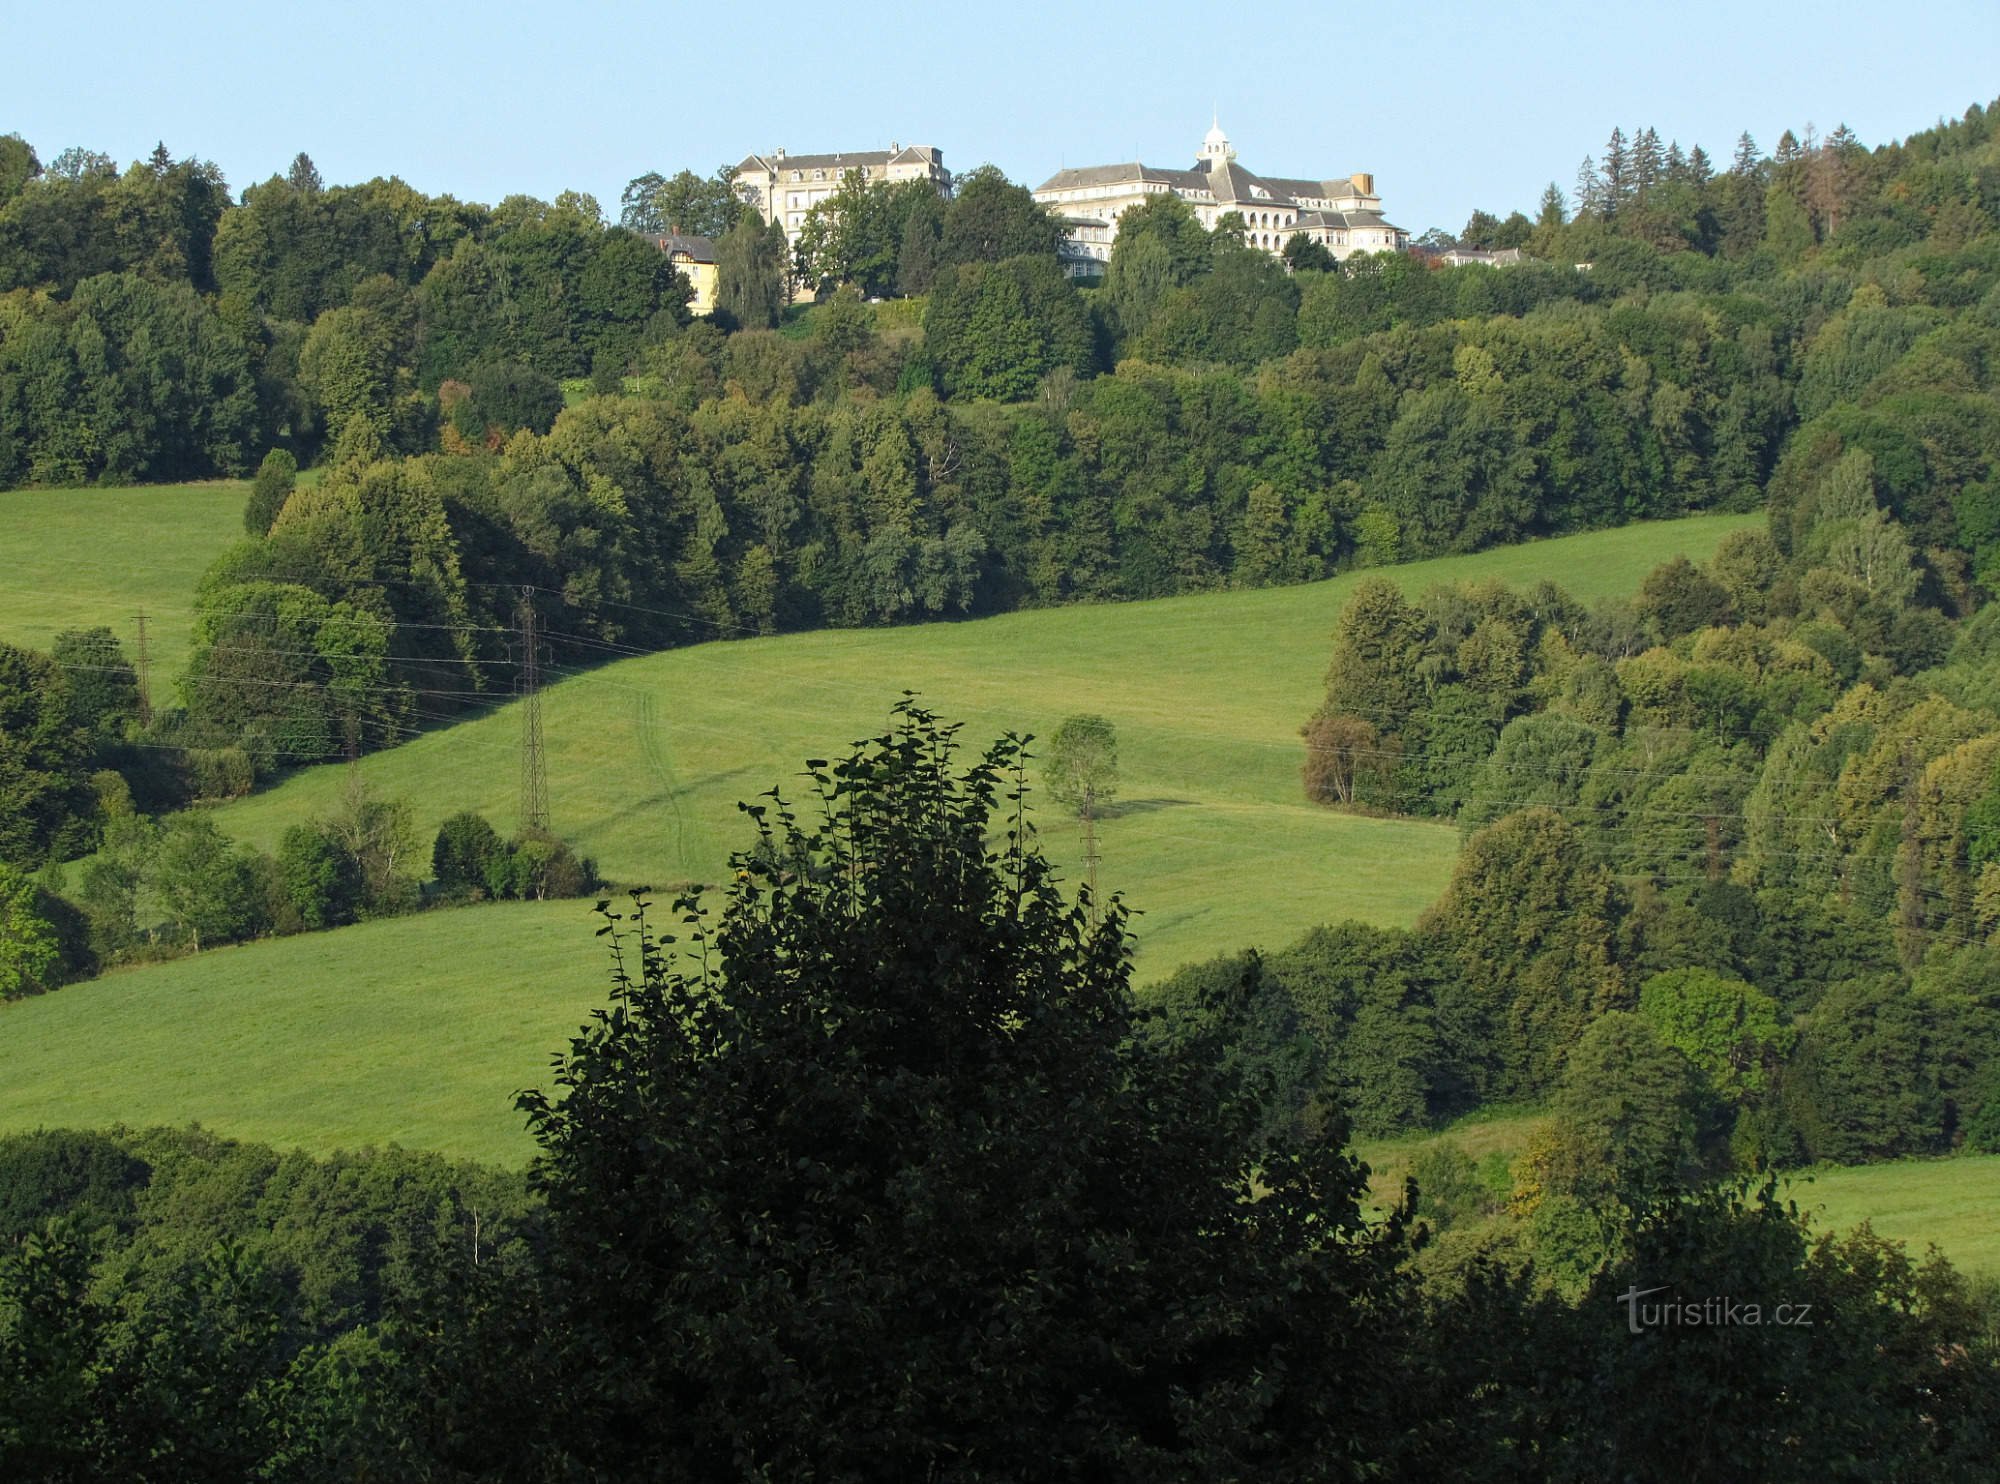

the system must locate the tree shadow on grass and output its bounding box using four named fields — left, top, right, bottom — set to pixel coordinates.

left=1103, top=797, right=1196, bottom=820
